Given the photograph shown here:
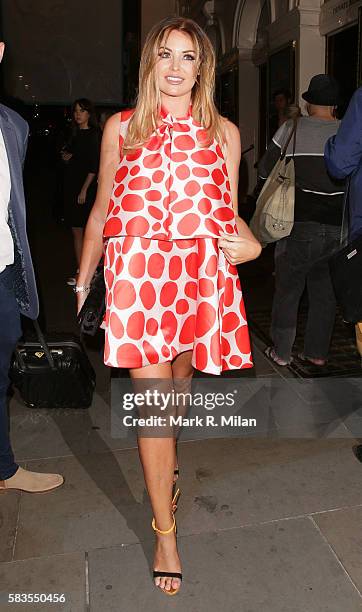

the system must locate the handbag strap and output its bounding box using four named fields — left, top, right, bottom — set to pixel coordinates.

left=32, top=320, right=57, bottom=371
left=280, top=118, right=298, bottom=161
